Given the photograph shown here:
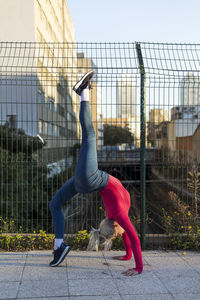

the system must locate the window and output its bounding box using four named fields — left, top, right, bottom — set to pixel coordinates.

left=67, top=112, right=72, bottom=121
left=44, top=122, right=48, bottom=134
left=178, top=112, right=182, bottom=119
left=162, top=127, right=168, bottom=138
left=55, top=125, right=59, bottom=136
left=57, top=103, right=65, bottom=117
left=38, top=120, right=42, bottom=133
left=38, top=120, right=46, bottom=134
left=48, top=123, right=52, bottom=135
left=38, top=89, right=45, bottom=103
left=189, top=107, right=195, bottom=113
left=49, top=97, right=55, bottom=111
